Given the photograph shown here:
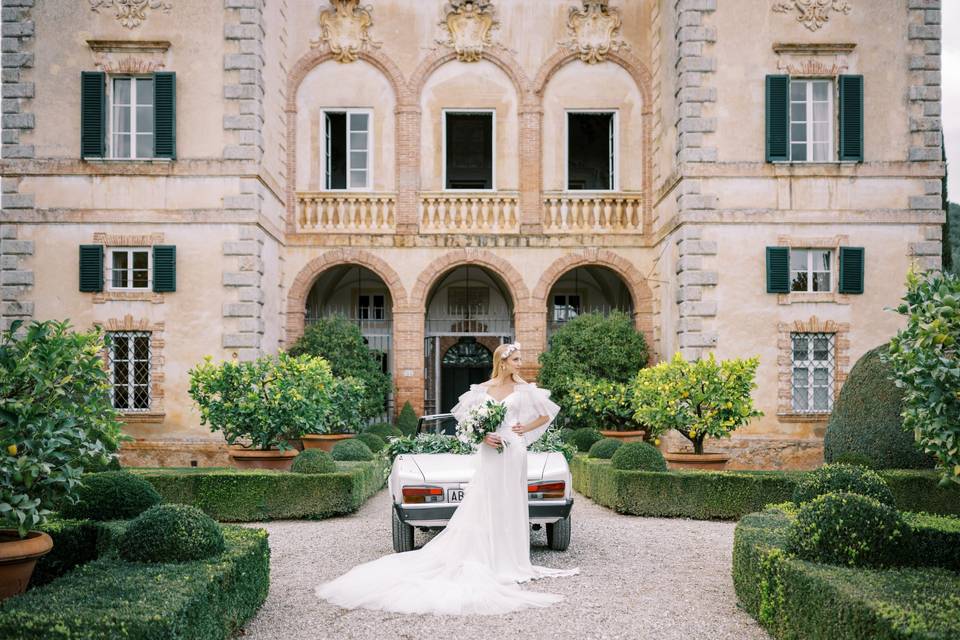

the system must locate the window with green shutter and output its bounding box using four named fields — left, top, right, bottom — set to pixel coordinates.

left=81, top=72, right=106, bottom=158
left=153, top=72, right=176, bottom=159
left=765, top=75, right=790, bottom=162
left=839, top=75, right=864, bottom=162
left=766, top=246, right=790, bottom=293
left=79, top=245, right=104, bottom=292
left=152, top=245, right=176, bottom=293
left=838, top=247, right=865, bottom=294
